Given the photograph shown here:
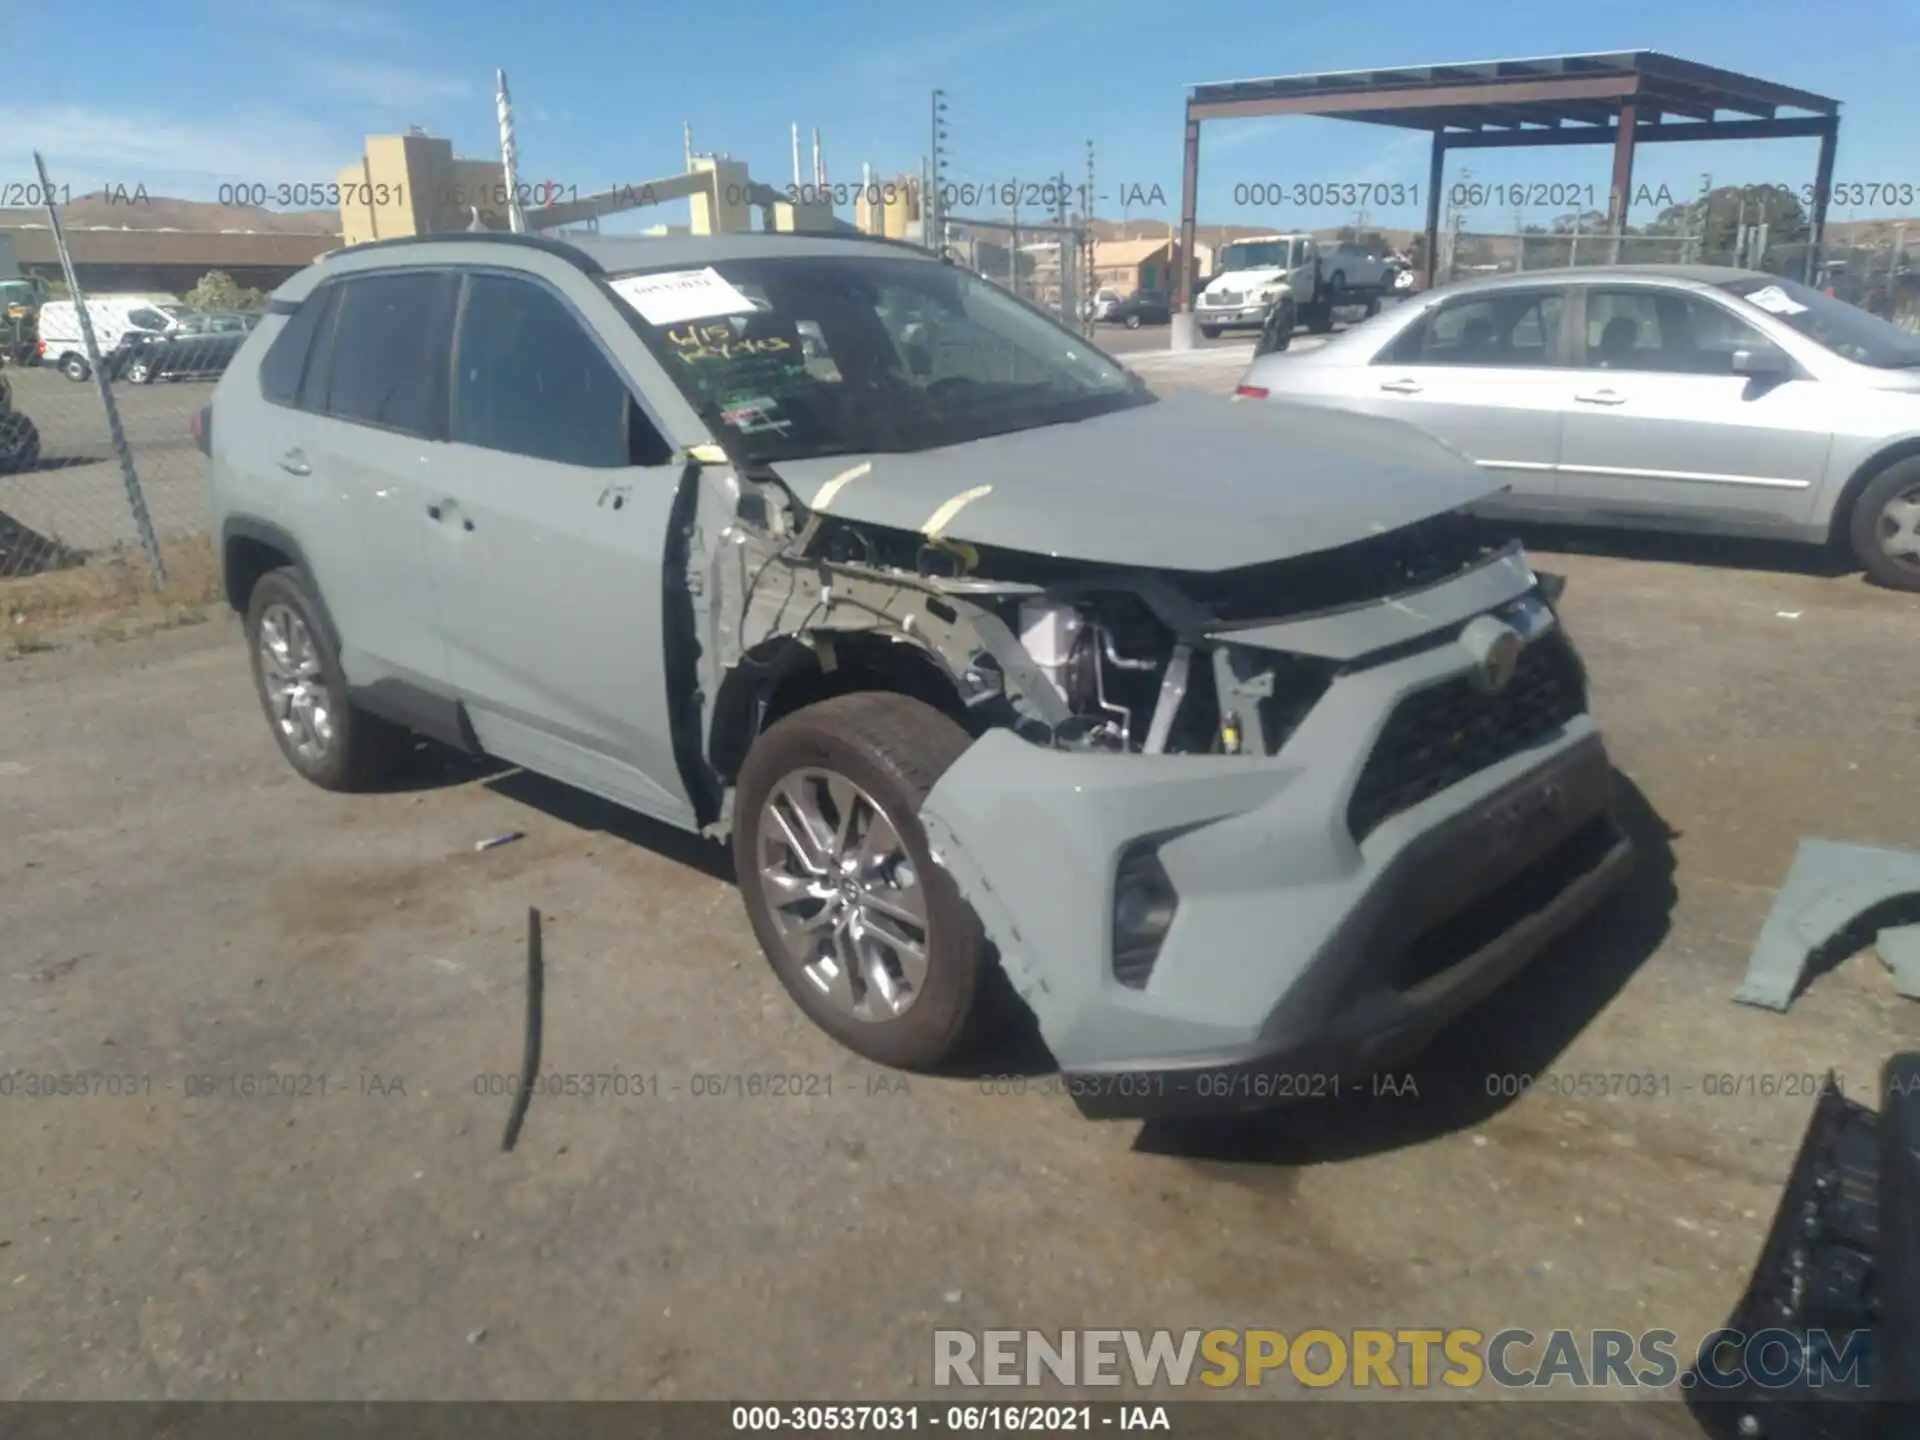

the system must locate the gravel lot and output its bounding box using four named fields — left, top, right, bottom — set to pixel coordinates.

left=1, top=350, right=1916, bottom=1418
